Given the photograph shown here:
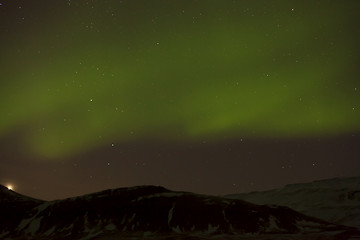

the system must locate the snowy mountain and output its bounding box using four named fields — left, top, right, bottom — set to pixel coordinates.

left=227, top=176, right=360, bottom=228
left=0, top=184, right=356, bottom=240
